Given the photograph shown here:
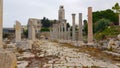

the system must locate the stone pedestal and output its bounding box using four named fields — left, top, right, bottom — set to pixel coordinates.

left=72, top=14, right=76, bottom=41
left=15, top=21, right=21, bottom=42
left=87, top=7, right=93, bottom=44
left=0, top=0, right=3, bottom=48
